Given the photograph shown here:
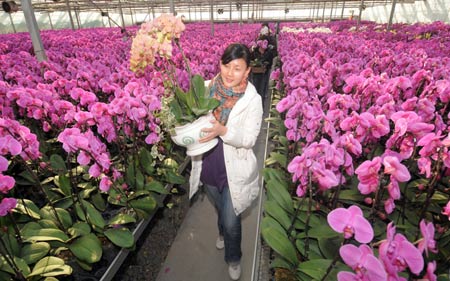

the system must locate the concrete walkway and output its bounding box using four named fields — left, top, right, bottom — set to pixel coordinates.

left=157, top=76, right=270, bottom=281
